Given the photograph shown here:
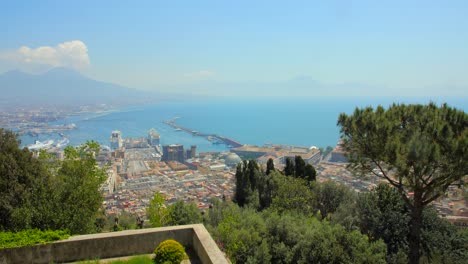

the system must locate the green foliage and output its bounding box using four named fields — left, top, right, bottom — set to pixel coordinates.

left=153, top=239, right=186, bottom=264
left=78, top=255, right=153, bottom=264
left=283, top=157, right=295, bottom=176
left=167, top=200, right=202, bottom=226
left=338, top=103, right=467, bottom=263
left=147, top=192, right=171, bottom=227
left=332, top=183, right=468, bottom=263
left=0, top=128, right=53, bottom=231
left=294, top=156, right=306, bottom=178
left=282, top=156, right=317, bottom=182
left=104, top=212, right=139, bottom=231
left=234, top=160, right=260, bottom=207
left=206, top=201, right=387, bottom=264
left=420, top=208, right=468, bottom=263
left=51, top=141, right=107, bottom=234
left=312, top=180, right=354, bottom=219
left=0, top=229, right=69, bottom=249
left=320, top=146, right=334, bottom=157
left=270, top=173, right=315, bottom=215
left=266, top=158, right=275, bottom=175
left=0, top=130, right=106, bottom=234
left=304, top=164, right=317, bottom=181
